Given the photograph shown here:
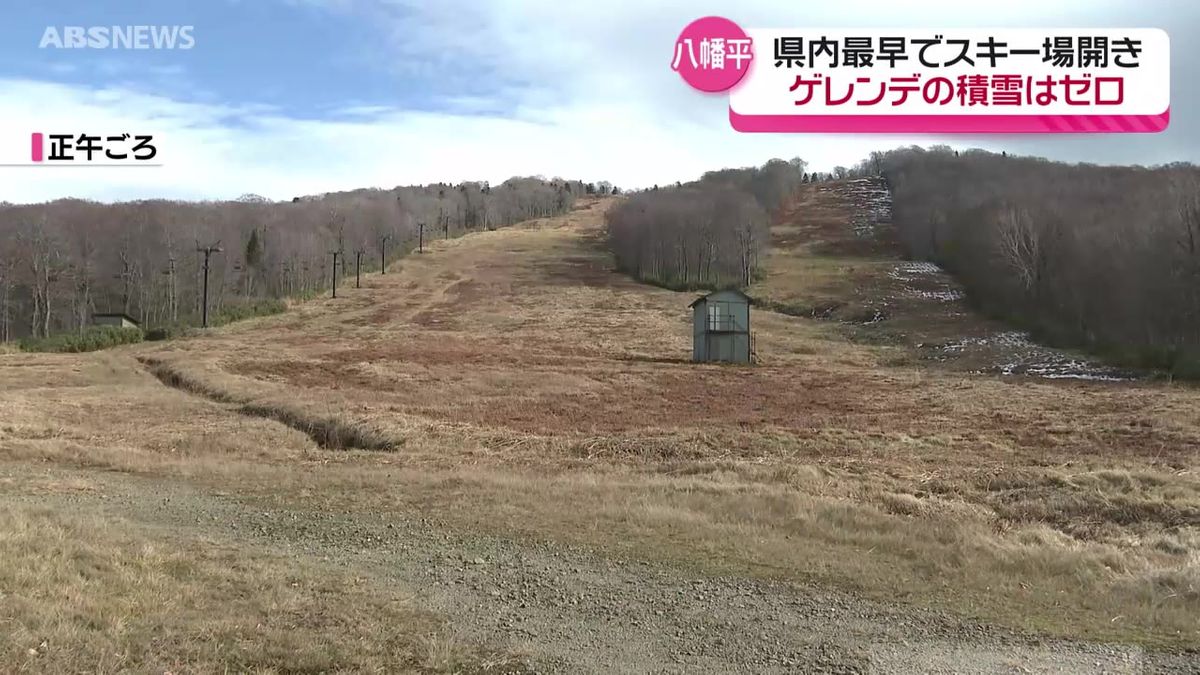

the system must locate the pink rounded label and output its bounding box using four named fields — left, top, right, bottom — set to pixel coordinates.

left=671, top=16, right=754, bottom=93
